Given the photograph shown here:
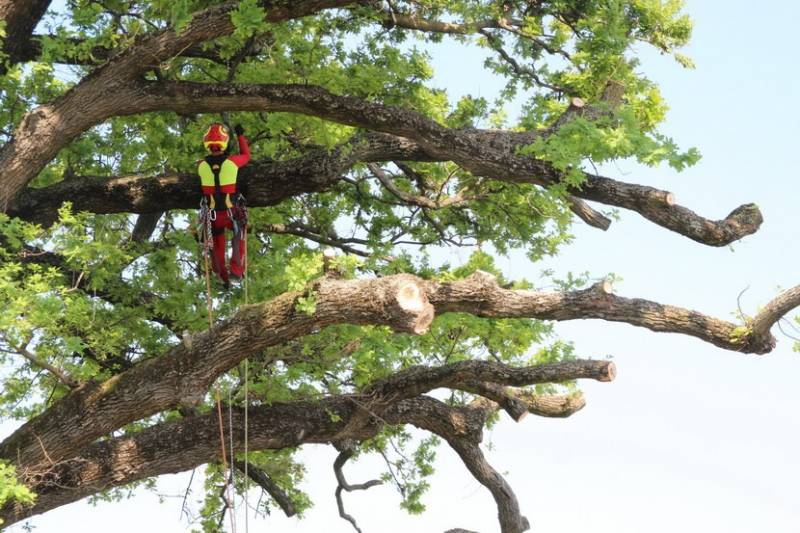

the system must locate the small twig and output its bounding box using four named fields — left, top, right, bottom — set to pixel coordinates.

left=233, top=460, right=297, bottom=517
left=3, top=334, right=79, bottom=388
left=35, top=434, right=56, bottom=466
left=180, top=468, right=196, bottom=520
left=777, top=318, right=800, bottom=343
left=737, top=285, right=750, bottom=322
left=368, top=163, right=474, bottom=210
